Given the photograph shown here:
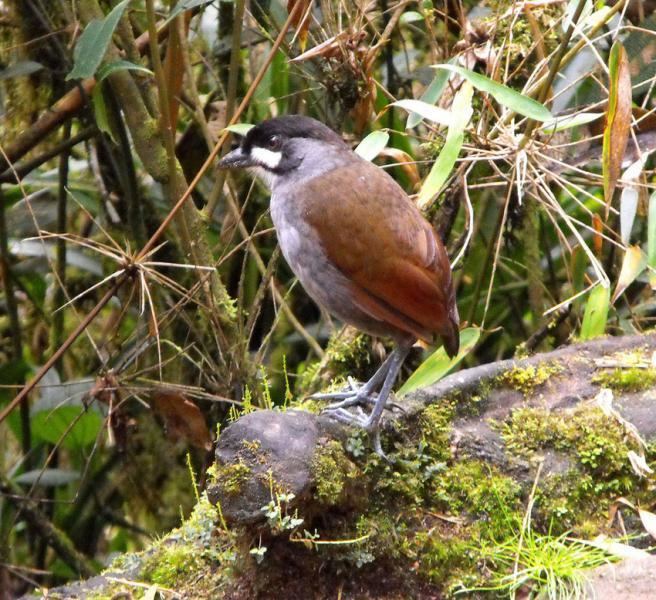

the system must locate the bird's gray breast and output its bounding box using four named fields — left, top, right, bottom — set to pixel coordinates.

left=270, top=188, right=325, bottom=294
left=269, top=184, right=352, bottom=319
